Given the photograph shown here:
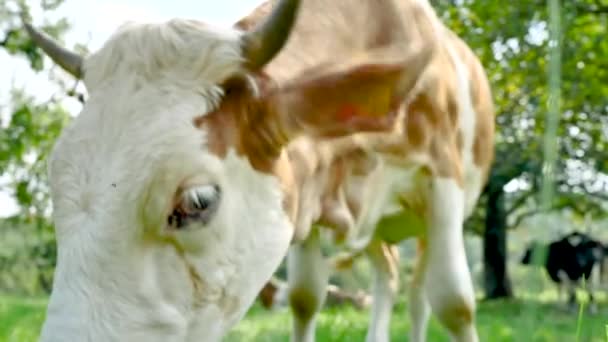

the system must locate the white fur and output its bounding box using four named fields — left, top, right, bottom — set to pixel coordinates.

left=344, top=161, right=425, bottom=251
left=588, top=263, right=600, bottom=314
left=421, top=178, right=478, bottom=342
left=41, top=19, right=293, bottom=342
left=408, top=264, right=431, bottom=342
left=270, top=282, right=290, bottom=310
left=365, top=242, right=399, bottom=342
left=287, top=229, right=328, bottom=342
